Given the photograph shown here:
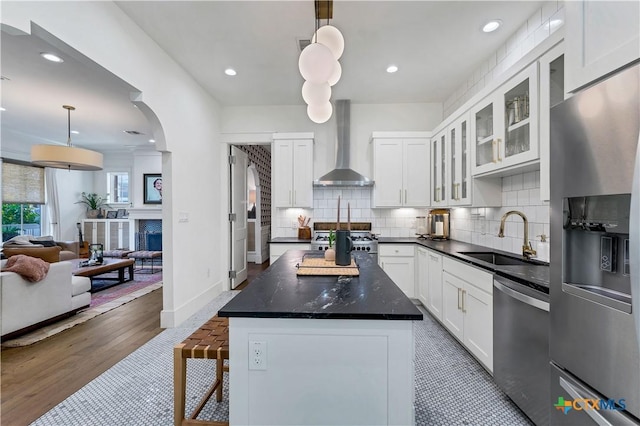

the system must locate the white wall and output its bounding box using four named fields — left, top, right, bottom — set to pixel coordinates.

left=2, top=1, right=224, bottom=328
left=222, top=102, right=442, bottom=182
left=444, top=2, right=565, bottom=117
left=55, top=169, right=95, bottom=241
